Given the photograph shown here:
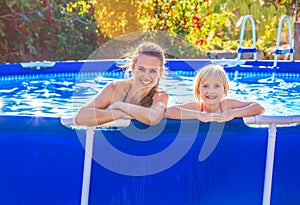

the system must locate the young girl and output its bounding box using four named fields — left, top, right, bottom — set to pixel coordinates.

left=74, top=42, right=168, bottom=126
left=165, top=64, right=264, bottom=122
